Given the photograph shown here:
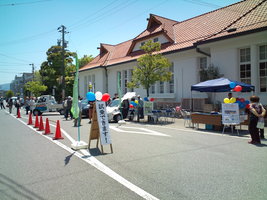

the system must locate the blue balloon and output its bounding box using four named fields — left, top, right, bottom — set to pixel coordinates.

left=240, top=103, right=245, bottom=109
left=229, top=82, right=236, bottom=89
left=86, top=92, right=96, bottom=101
left=132, top=102, right=137, bottom=107
left=144, top=97, right=149, bottom=101
left=245, top=100, right=250, bottom=105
